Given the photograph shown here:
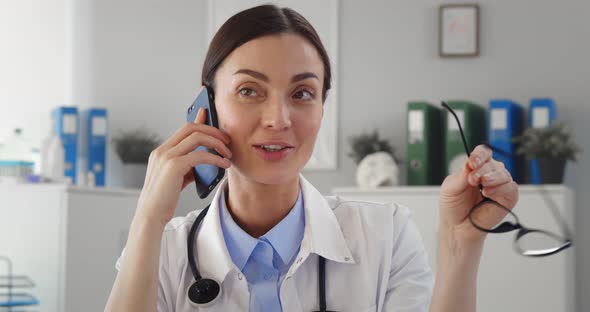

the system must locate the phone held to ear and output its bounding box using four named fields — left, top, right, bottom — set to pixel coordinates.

left=186, top=86, right=225, bottom=199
